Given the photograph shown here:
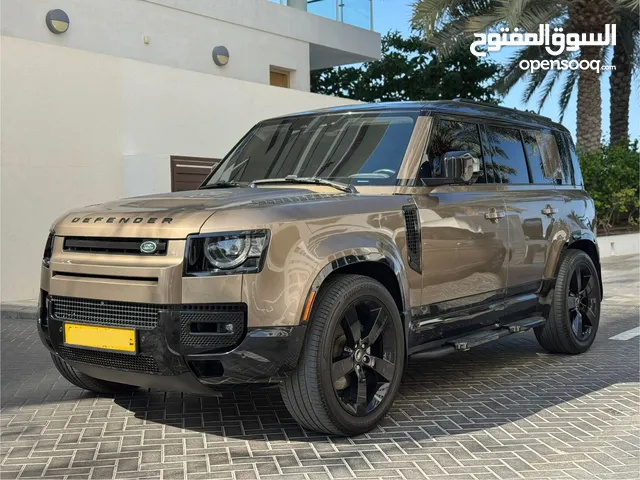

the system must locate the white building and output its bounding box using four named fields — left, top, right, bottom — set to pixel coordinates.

left=0, top=0, right=380, bottom=302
